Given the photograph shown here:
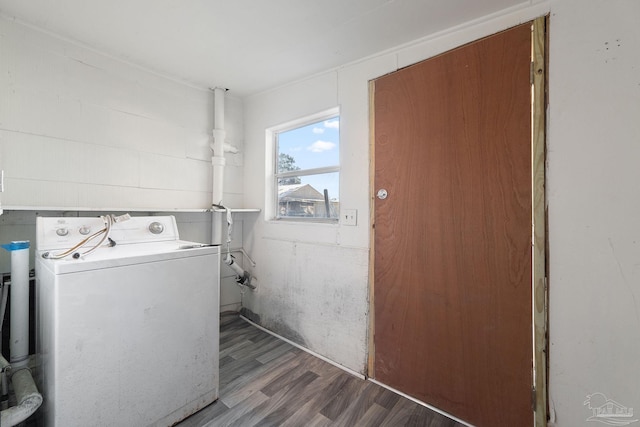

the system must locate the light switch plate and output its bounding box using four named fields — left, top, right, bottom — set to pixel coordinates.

left=342, top=209, right=357, bottom=226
